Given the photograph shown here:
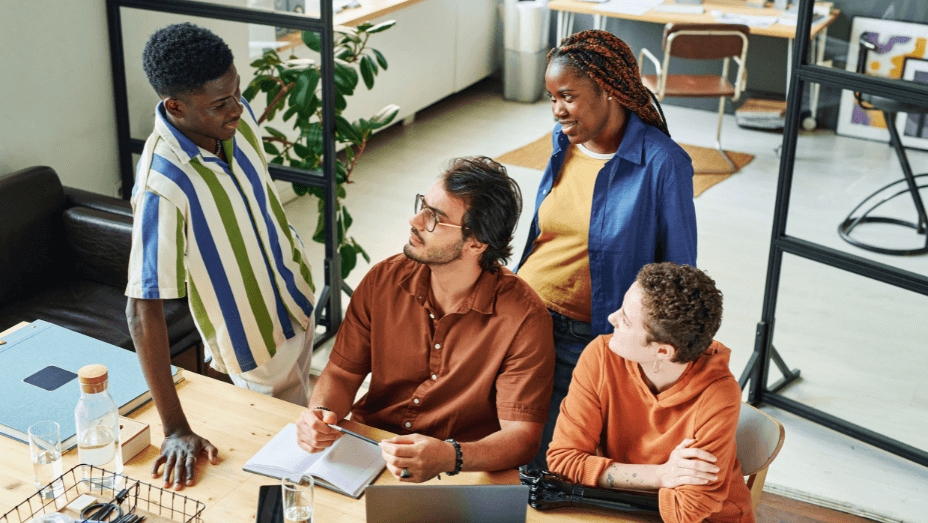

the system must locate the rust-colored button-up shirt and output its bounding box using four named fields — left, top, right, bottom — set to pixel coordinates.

left=329, top=254, right=555, bottom=442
